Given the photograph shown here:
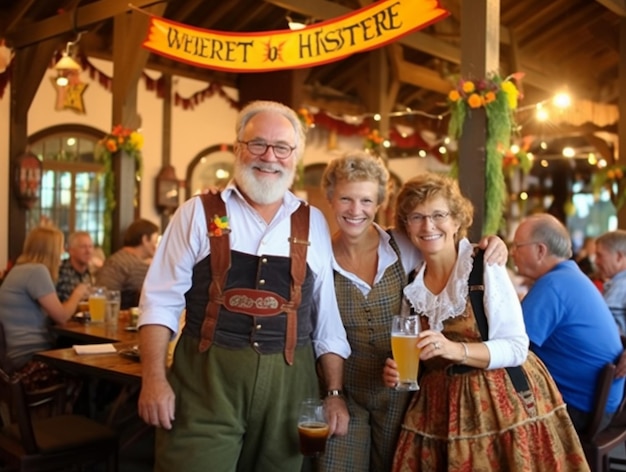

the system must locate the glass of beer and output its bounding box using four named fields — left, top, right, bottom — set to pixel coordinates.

left=297, top=398, right=330, bottom=457
left=88, top=286, right=107, bottom=323
left=391, top=315, right=421, bottom=391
